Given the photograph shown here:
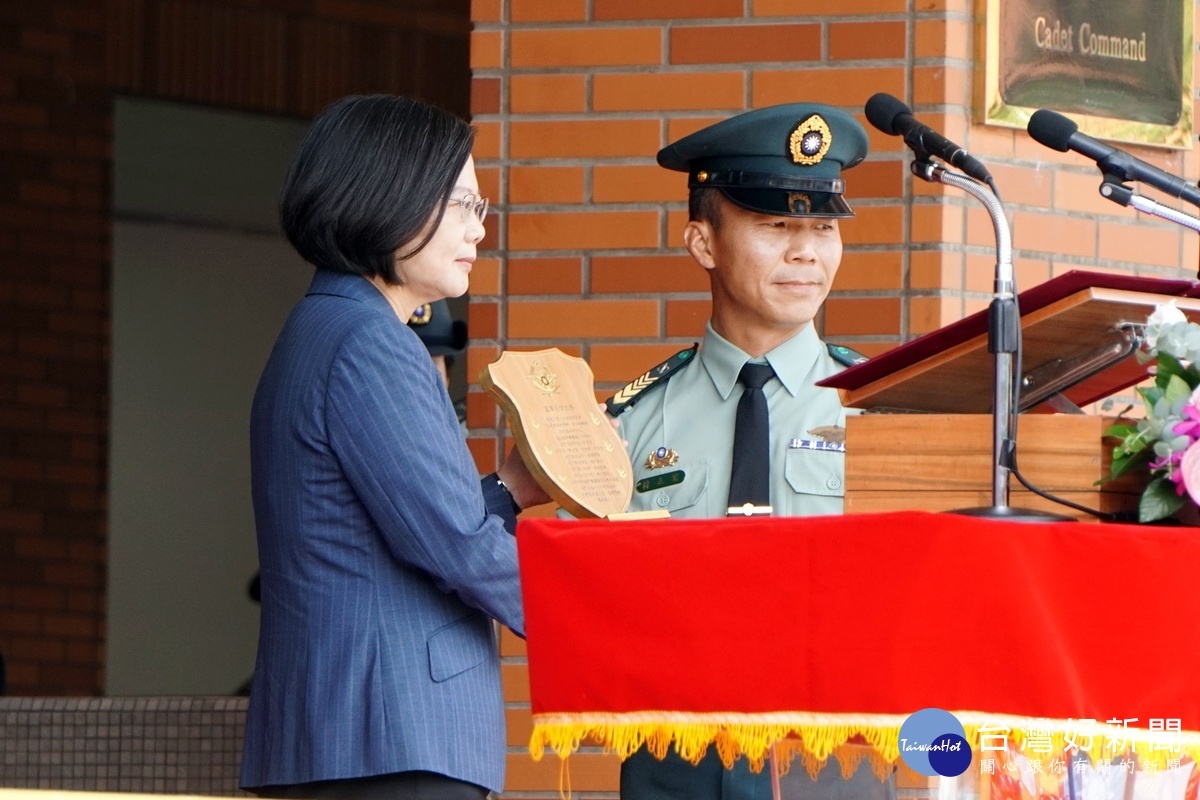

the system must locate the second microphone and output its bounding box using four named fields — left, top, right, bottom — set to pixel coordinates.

left=864, top=93, right=994, bottom=187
